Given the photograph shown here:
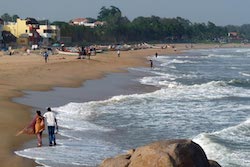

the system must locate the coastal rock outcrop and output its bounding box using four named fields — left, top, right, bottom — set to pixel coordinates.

left=99, top=139, right=221, bottom=167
